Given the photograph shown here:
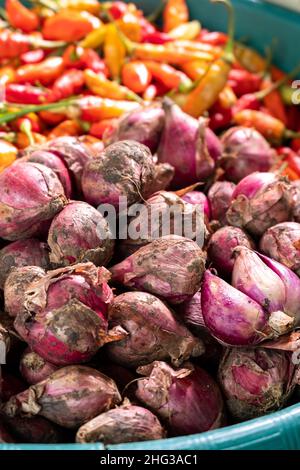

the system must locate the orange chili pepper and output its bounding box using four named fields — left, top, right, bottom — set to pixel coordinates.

left=16, top=131, right=46, bottom=149
left=16, top=57, right=65, bottom=86
left=6, top=0, right=40, bottom=34
left=78, top=96, right=140, bottom=122
left=122, top=61, right=152, bottom=94
left=218, top=84, right=237, bottom=109
left=117, top=12, right=142, bottom=42
left=0, top=66, right=16, bottom=86
left=143, top=60, right=192, bottom=91
left=104, top=24, right=126, bottom=81
left=163, top=0, right=189, bottom=33
left=89, top=119, right=118, bottom=139
left=181, top=59, right=209, bottom=80
left=48, top=119, right=82, bottom=139
left=39, top=110, right=66, bottom=126
left=143, top=83, right=158, bottom=101
left=261, top=77, right=288, bottom=126
left=84, top=68, right=141, bottom=101
left=42, top=10, right=101, bottom=42
left=0, top=139, right=17, bottom=173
